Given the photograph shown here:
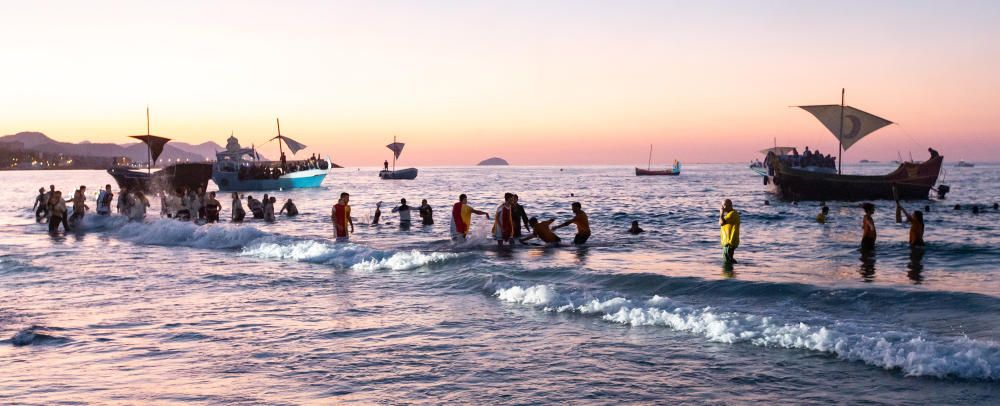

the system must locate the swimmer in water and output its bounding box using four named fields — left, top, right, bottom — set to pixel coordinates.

left=628, top=220, right=644, bottom=234
left=520, top=217, right=561, bottom=244
left=279, top=199, right=298, bottom=216
left=816, top=205, right=830, bottom=224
